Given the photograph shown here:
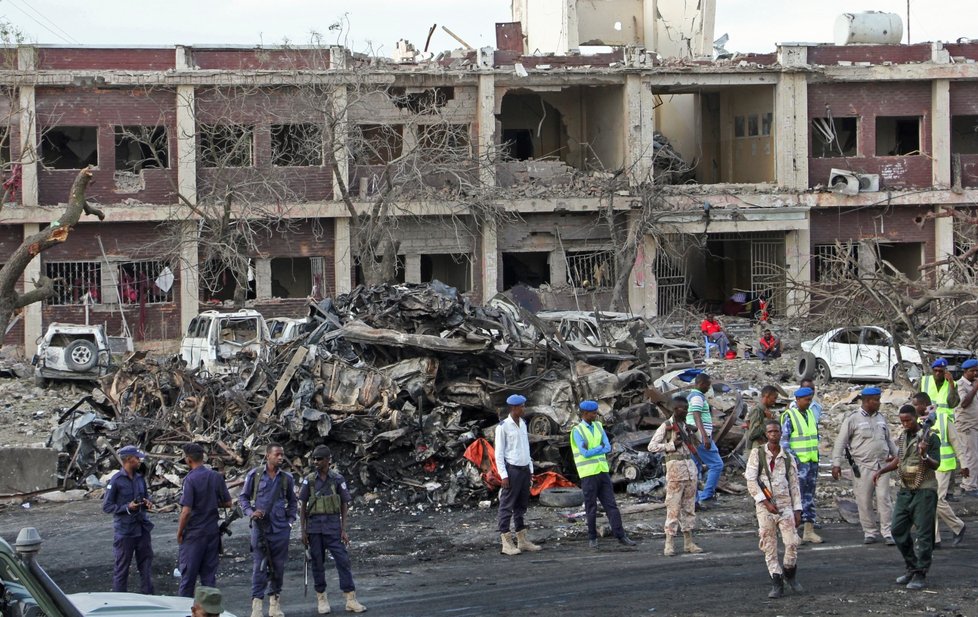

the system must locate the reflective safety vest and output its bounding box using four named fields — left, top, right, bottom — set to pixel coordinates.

left=921, top=375, right=956, bottom=418
left=570, top=421, right=610, bottom=478
left=931, top=413, right=958, bottom=472
left=781, top=406, right=819, bottom=463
